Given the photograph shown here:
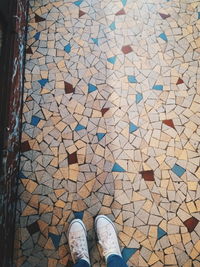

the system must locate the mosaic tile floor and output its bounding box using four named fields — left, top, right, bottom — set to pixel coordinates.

left=14, top=0, right=200, bottom=266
